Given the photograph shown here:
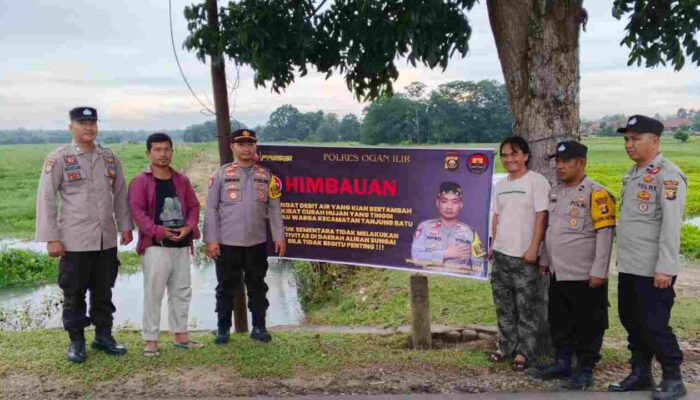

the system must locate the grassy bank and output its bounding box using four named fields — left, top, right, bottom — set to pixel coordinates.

left=0, top=329, right=629, bottom=394
left=299, top=266, right=700, bottom=341
left=0, top=249, right=142, bottom=288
